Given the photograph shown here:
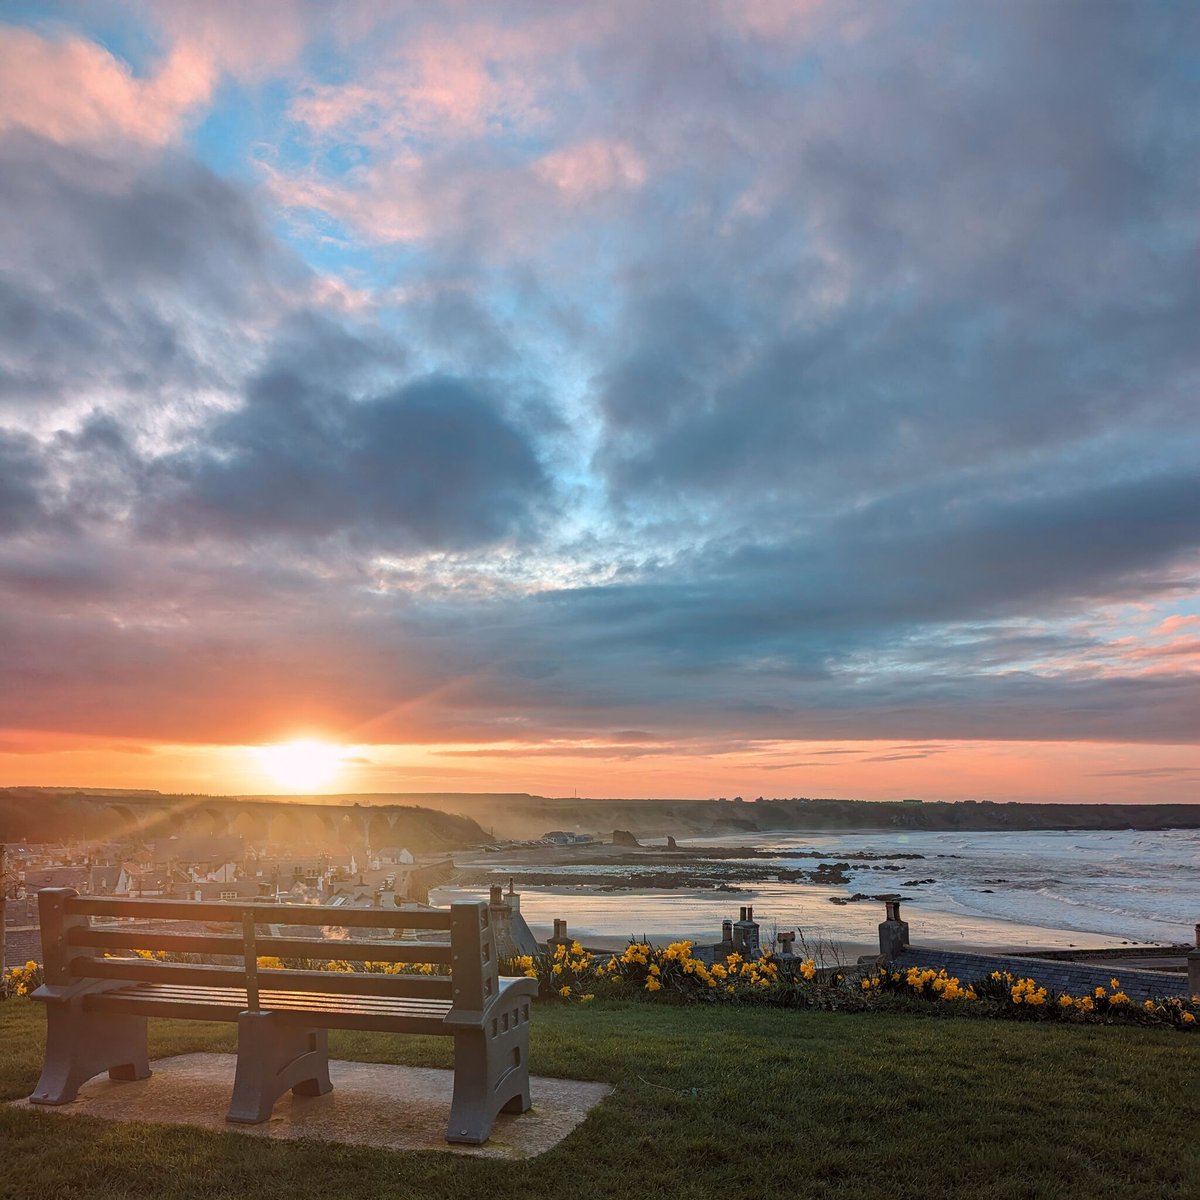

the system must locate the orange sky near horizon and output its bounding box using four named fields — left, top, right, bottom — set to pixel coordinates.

left=1, top=732, right=1197, bottom=806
